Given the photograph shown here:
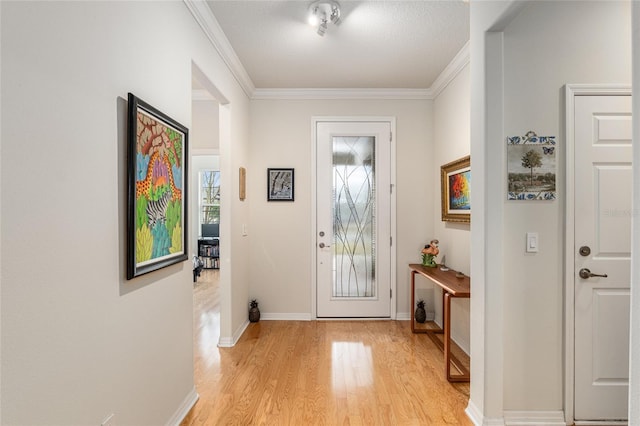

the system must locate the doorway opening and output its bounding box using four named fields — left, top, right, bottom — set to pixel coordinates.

left=190, top=62, right=231, bottom=355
